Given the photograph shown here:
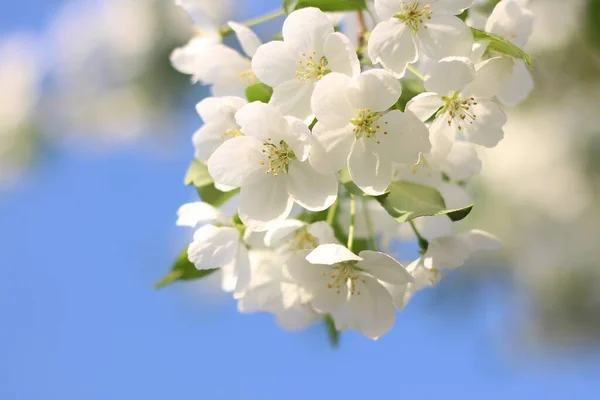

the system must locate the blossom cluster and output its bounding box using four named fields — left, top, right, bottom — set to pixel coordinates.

left=164, top=0, right=534, bottom=341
